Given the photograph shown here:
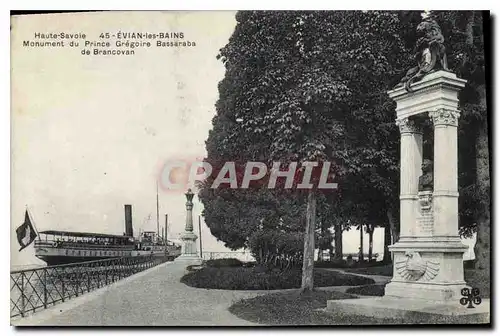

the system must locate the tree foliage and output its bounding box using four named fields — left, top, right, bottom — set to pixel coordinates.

left=200, top=10, right=489, bottom=272
left=432, top=11, right=489, bottom=270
